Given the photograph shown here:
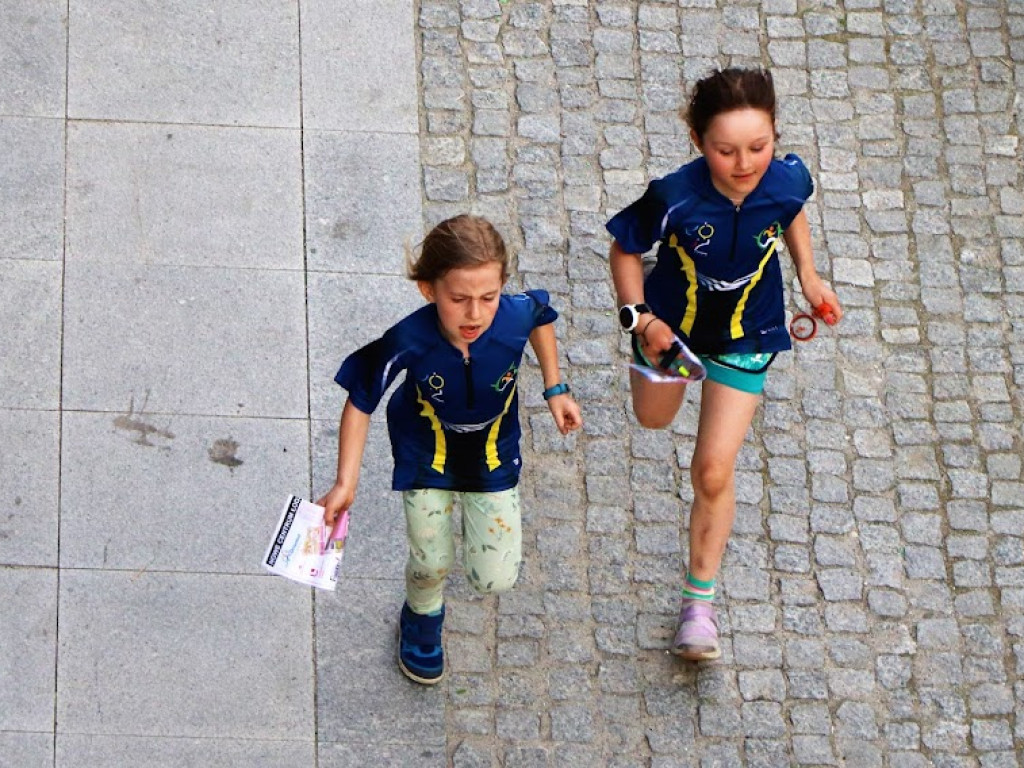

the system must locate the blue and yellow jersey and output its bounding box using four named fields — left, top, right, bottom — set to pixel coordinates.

left=606, top=154, right=813, bottom=355
left=334, top=291, right=557, bottom=492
